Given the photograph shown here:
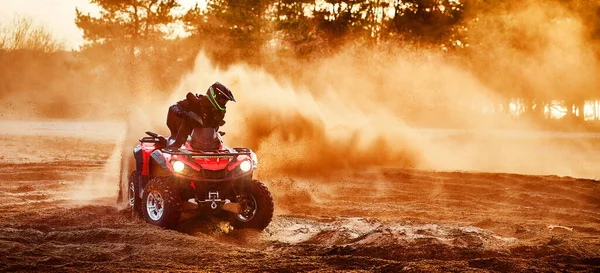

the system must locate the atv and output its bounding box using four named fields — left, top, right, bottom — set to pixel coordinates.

left=128, top=121, right=273, bottom=230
